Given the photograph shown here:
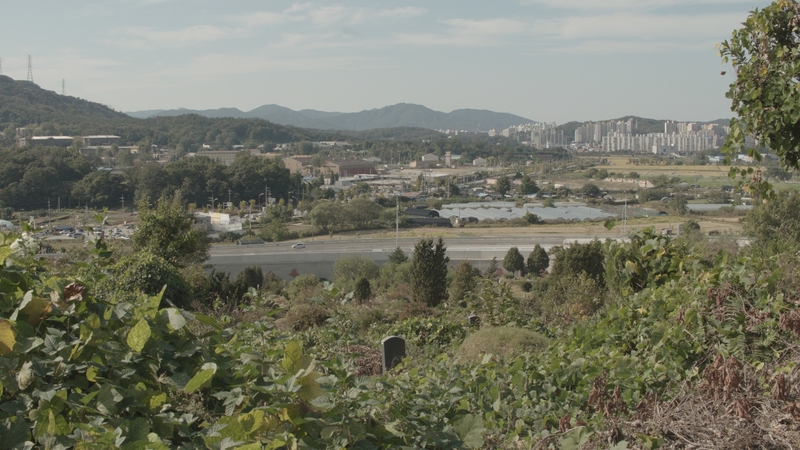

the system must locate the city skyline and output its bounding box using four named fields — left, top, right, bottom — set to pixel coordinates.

left=0, top=0, right=773, bottom=124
